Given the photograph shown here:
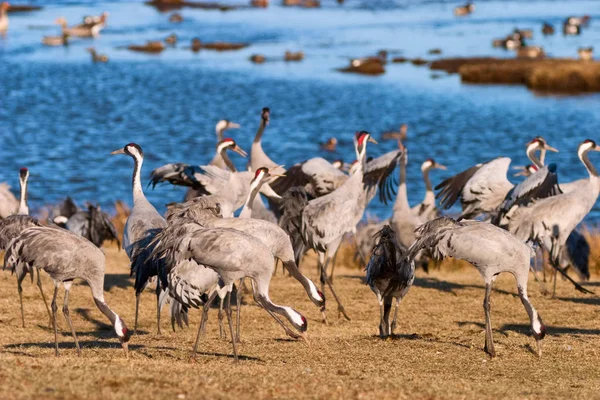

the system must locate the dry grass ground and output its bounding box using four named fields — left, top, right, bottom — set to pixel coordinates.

left=1, top=243, right=599, bottom=400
